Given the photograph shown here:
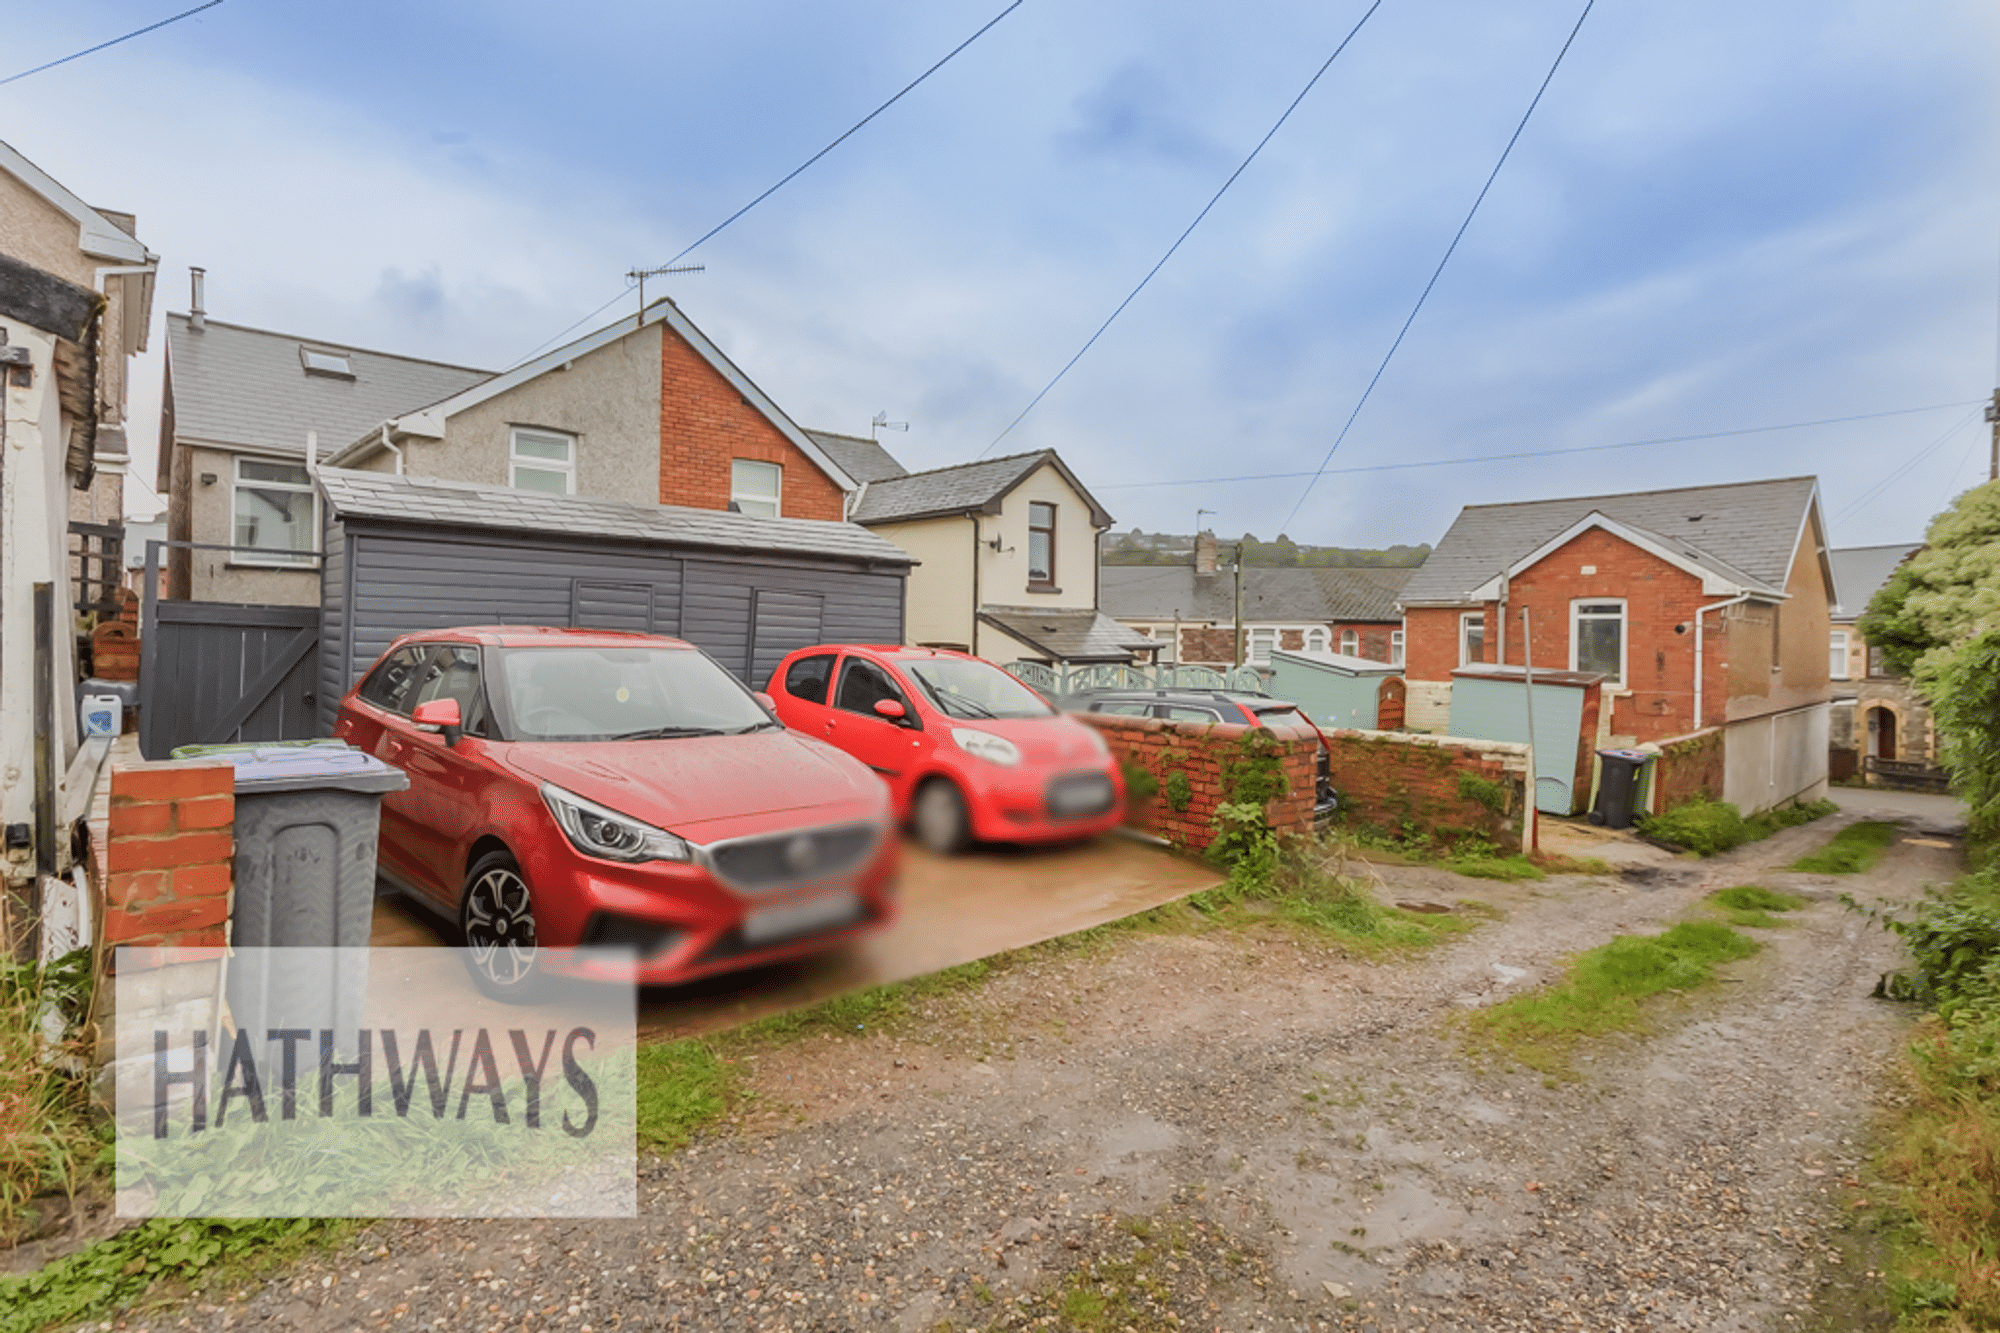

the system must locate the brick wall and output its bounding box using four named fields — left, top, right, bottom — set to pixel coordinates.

left=1323, top=729, right=1529, bottom=853
left=1404, top=606, right=1473, bottom=682
left=657, top=326, right=846, bottom=521
left=1330, top=621, right=1398, bottom=664
left=1078, top=713, right=1319, bottom=852
left=1180, top=626, right=1237, bottom=665
left=1643, top=727, right=1725, bottom=815
left=102, top=762, right=234, bottom=950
